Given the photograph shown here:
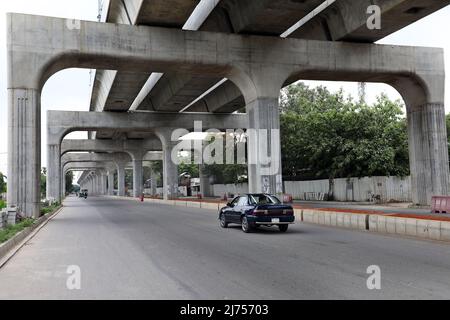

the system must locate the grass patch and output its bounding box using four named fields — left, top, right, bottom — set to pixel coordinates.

left=0, top=202, right=61, bottom=244
left=0, top=200, right=5, bottom=210
left=0, top=218, right=35, bottom=244
left=40, top=202, right=61, bottom=216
